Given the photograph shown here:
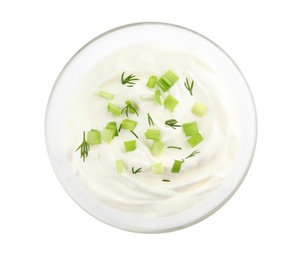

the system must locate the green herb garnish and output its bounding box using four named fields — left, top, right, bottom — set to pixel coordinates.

left=75, top=131, right=90, bottom=162
left=185, top=150, right=200, bottom=159
left=132, top=167, right=142, bottom=174
left=167, top=146, right=182, bottom=150
left=130, top=130, right=139, bottom=139
left=122, top=100, right=138, bottom=117
left=147, top=113, right=154, bottom=126
left=184, top=78, right=194, bottom=95
left=162, top=179, right=171, bottom=182
left=165, top=119, right=181, bottom=129
left=121, top=72, right=139, bottom=87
